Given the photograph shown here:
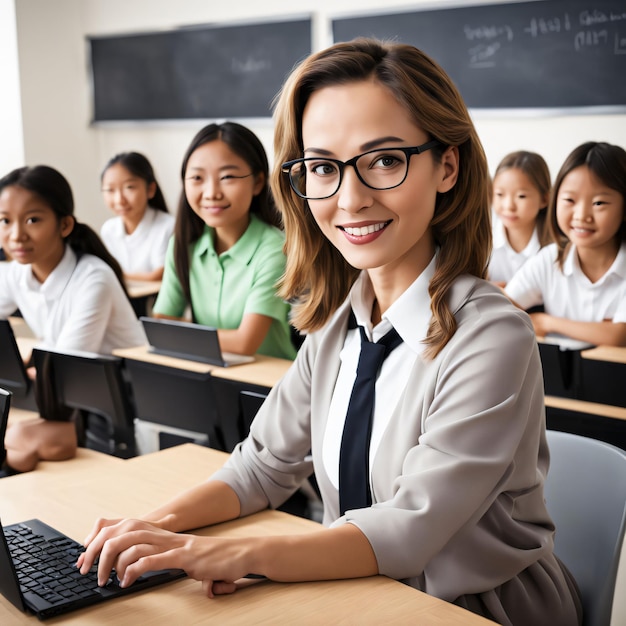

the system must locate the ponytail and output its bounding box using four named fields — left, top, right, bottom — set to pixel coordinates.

left=67, top=221, right=128, bottom=295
